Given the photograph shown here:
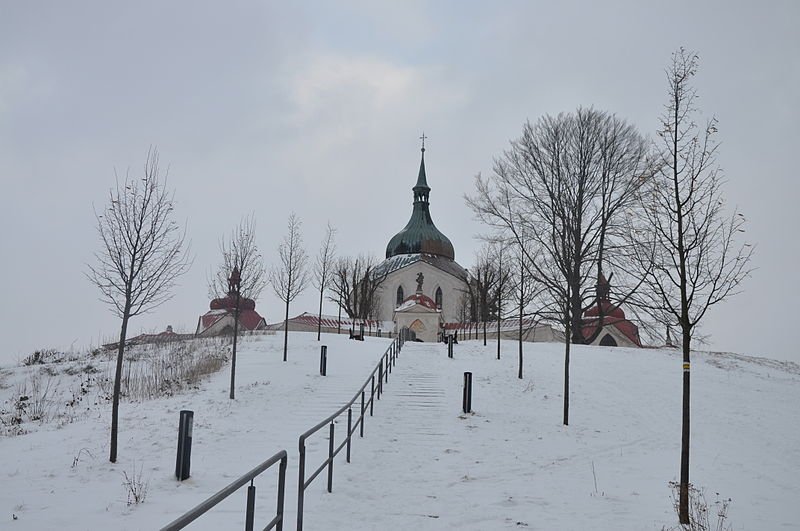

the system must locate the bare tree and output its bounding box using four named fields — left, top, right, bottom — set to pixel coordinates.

left=636, top=48, right=753, bottom=524
left=209, top=214, right=267, bottom=399
left=86, top=148, right=191, bottom=462
left=270, top=213, right=310, bottom=362
left=467, top=107, right=655, bottom=425
left=464, top=244, right=501, bottom=346
left=328, top=255, right=388, bottom=321
left=209, top=213, right=267, bottom=300
left=312, top=223, right=337, bottom=340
